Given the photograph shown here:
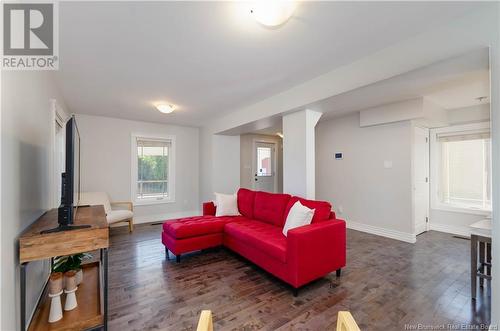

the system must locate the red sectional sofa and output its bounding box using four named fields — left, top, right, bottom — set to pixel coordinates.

left=161, top=188, right=346, bottom=295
